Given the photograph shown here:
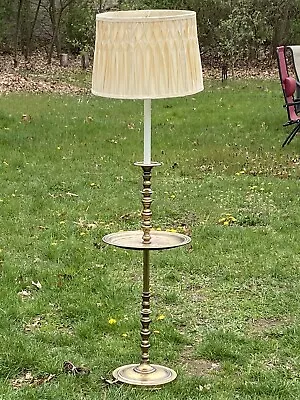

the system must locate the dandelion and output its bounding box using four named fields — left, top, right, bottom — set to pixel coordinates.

left=166, top=228, right=177, bottom=233
left=176, top=226, right=187, bottom=234
left=121, top=333, right=128, bottom=338
left=108, top=318, right=117, bottom=325
left=218, top=214, right=237, bottom=226
left=157, top=314, right=165, bottom=321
